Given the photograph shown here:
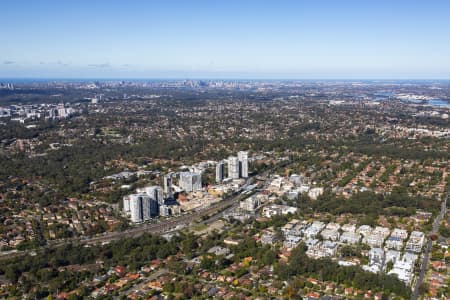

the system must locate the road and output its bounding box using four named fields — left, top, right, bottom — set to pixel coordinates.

left=411, top=197, right=447, bottom=300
